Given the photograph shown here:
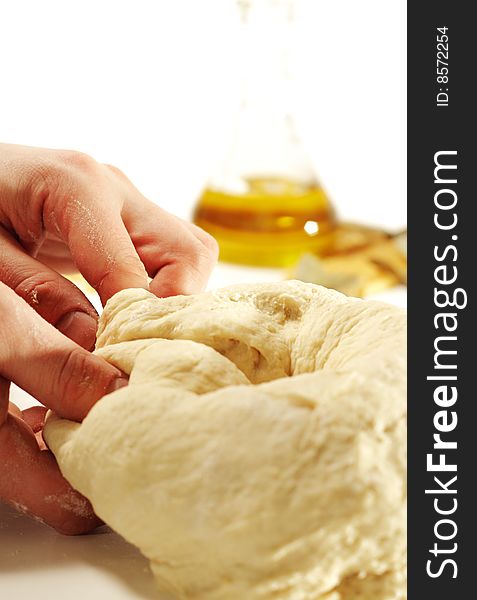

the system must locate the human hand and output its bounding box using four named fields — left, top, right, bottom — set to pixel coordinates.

left=0, top=143, right=218, bottom=533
